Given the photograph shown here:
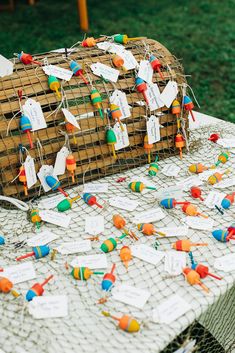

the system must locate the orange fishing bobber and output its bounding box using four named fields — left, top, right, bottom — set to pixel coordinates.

left=110, top=103, right=124, bottom=131
left=172, top=239, right=208, bottom=252
left=175, top=133, right=185, bottom=159
left=183, top=268, right=209, bottom=293
left=102, top=311, right=140, bottom=333
left=182, top=203, right=208, bottom=218
left=113, top=214, right=137, bottom=240
left=190, top=186, right=204, bottom=201
left=137, top=223, right=165, bottom=237
left=26, top=275, right=53, bottom=301
left=215, top=151, right=230, bottom=167
left=207, top=169, right=230, bottom=185
left=0, top=277, right=20, bottom=297
left=65, top=122, right=78, bottom=145
left=71, top=267, right=104, bottom=280
left=144, top=135, right=153, bottom=164
left=81, top=36, right=106, bottom=47
left=31, top=209, right=41, bottom=231
left=188, top=163, right=208, bottom=174
left=120, top=246, right=132, bottom=269
left=112, top=55, right=125, bottom=70
left=66, top=154, right=76, bottom=183
left=19, top=165, right=28, bottom=196
left=172, top=99, right=181, bottom=130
